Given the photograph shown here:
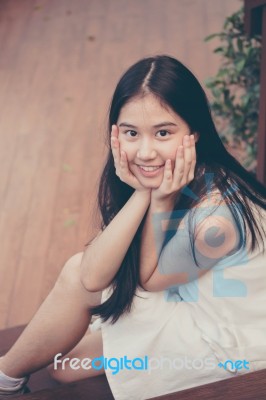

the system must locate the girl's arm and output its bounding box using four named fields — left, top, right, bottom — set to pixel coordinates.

left=80, top=189, right=150, bottom=292
left=81, top=125, right=151, bottom=292
left=140, top=199, right=241, bottom=292
left=139, top=198, right=176, bottom=286
left=139, top=134, right=196, bottom=288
